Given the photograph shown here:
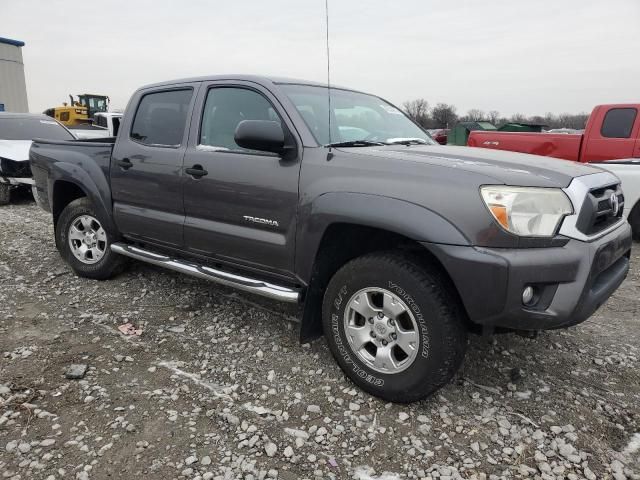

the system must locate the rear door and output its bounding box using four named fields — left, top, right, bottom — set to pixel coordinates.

left=582, top=106, right=640, bottom=162
left=182, top=81, right=302, bottom=278
left=111, top=86, right=197, bottom=247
